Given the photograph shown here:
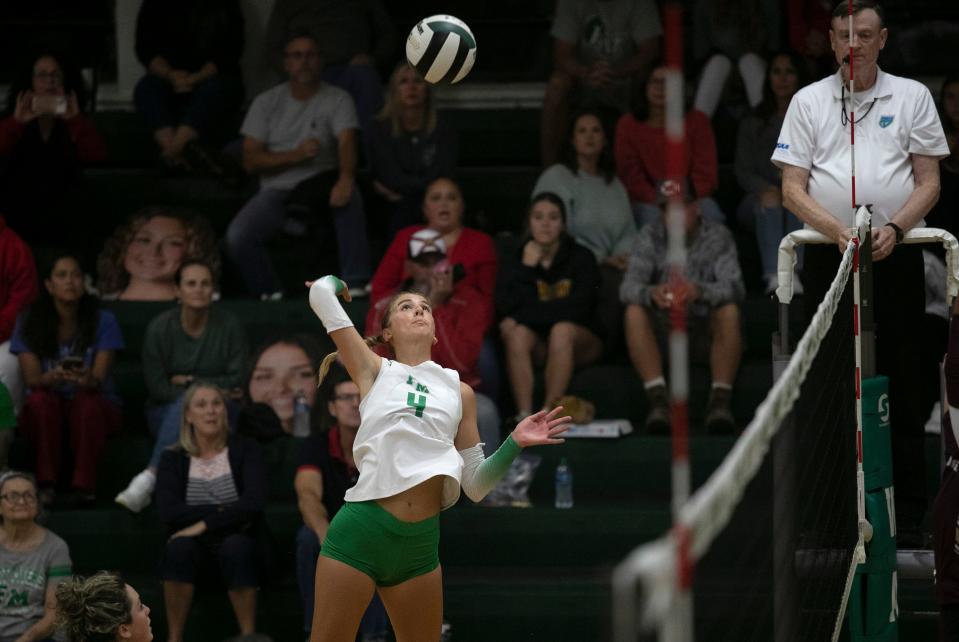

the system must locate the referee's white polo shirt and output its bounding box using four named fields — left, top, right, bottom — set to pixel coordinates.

left=772, top=68, right=949, bottom=227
